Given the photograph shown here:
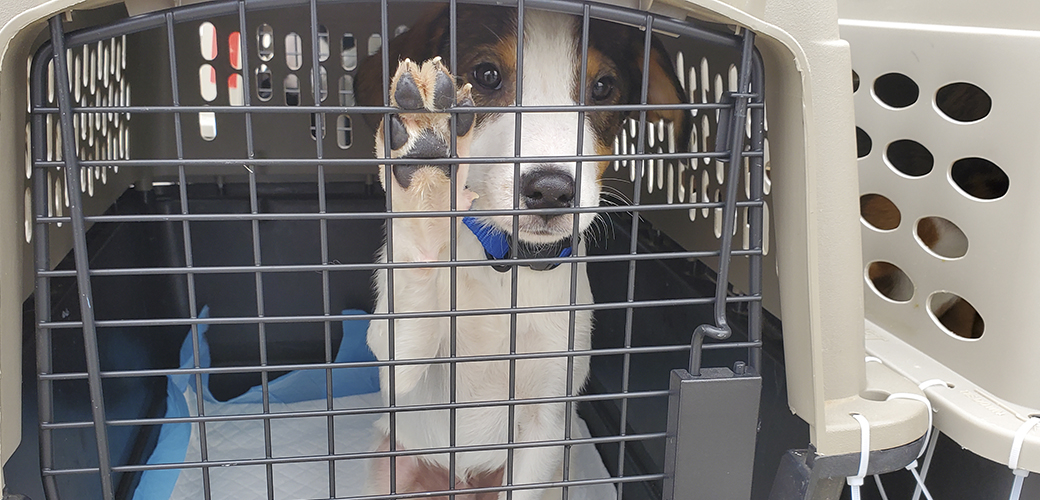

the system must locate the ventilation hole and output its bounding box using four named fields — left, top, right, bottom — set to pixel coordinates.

left=199, top=64, right=217, bottom=102
left=885, top=139, right=933, bottom=177
left=310, top=113, right=326, bottom=140
left=699, top=57, right=709, bottom=104
left=51, top=176, right=61, bottom=221
left=228, top=74, right=244, bottom=106
left=257, top=24, right=274, bottom=62
left=936, top=82, right=991, bottom=123
left=316, top=66, right=328, bottom=102
left=713, top=189, right=722, bottom=238
left=763, top=201, right=770, bottom=255
left=741, top=206, right=749, bottom=249
left=89, top=48, right=97, bottom=95
left=199, top=22, right=217, bottom=61
left=284, top=74, right=300, bottom=106
left=951, top=157, right=1008, bottom=200
left=199, top=112, right=217, bottom=141
left=285, top=33, right=303, bottom=71
left=256, top=64, right=273, bottom=101
left=317, top=25, right=330, bottom=62
left=929, top=292, right=984, bottom=339
left=25, top=124, right=32, bottom=179
left=24, top=187, right=32, bottom=243
left=713, top=73, right=723, bottom=103
left=873, top=73, right=919, bottom=109
left=337, top=115, right=353, bottom=149
left=394, top=24, right=409, bottom=37
left=852, top=70, right=859, bottom=93
left=860, top=194, right=900, bottom=231
left=229, top=31, right=242, bottom=70
left=45, top=114, right=54, bottom=161
left=73, top=55, right=82, bottom=102
left=867, top=261, right=914, bottom=302
left=667, top=163, right=675, bottom=204
left=728, top=64, right=738, bottom=92
left=916, top=216, right=967, bottom=259
left=367, top=34, right=381, bottom=56
left=341, top=34, right=357, bottom=71
left=700, top=170, right=710, bottom=218
left=763, top=138, right=771, bottom=195
left=646, top=160, right=654, bottom=194
left=675, top=51, right=685, bottom=90
left=856, top=127, right=871, bottom=158
left=688, top=172, right=697, bottom=221
left=700, top=114, right=710, bottom=164
left=47, top=59, right=54, bottom=104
